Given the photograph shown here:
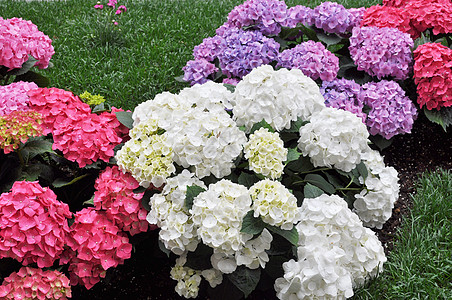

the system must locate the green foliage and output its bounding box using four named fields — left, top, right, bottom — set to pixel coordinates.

left=228, top=266, right=261, bottom=298
left=114, top=111, right=134, bottom=129
left=423, top=107, right=452, bottom=132
left=185, top=185, right=206, bottom=210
